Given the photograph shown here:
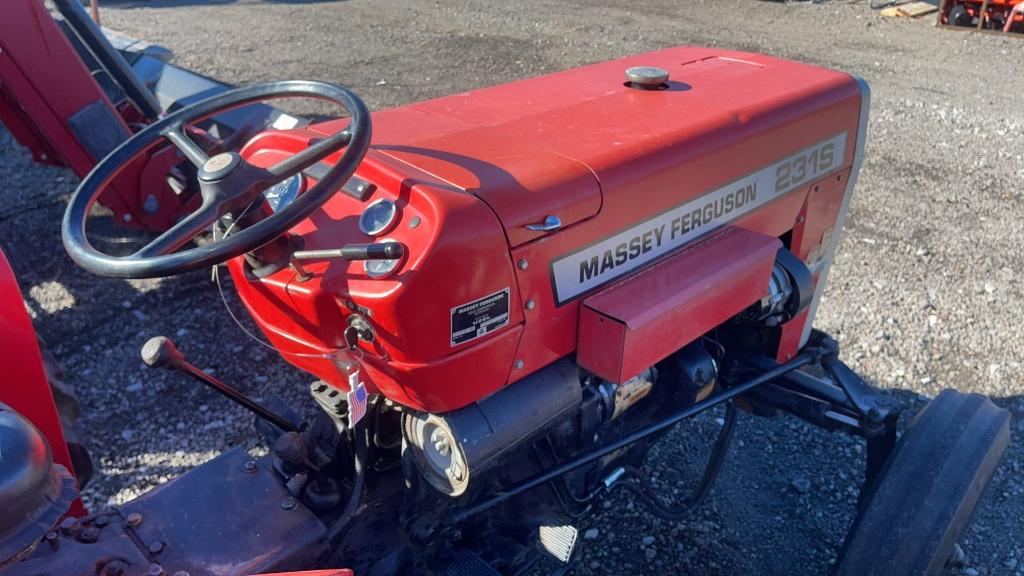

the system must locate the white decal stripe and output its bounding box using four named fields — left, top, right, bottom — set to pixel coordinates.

left=800, top=78, right=870, bottom=346
left=550, top=132, right=847, bottom=304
